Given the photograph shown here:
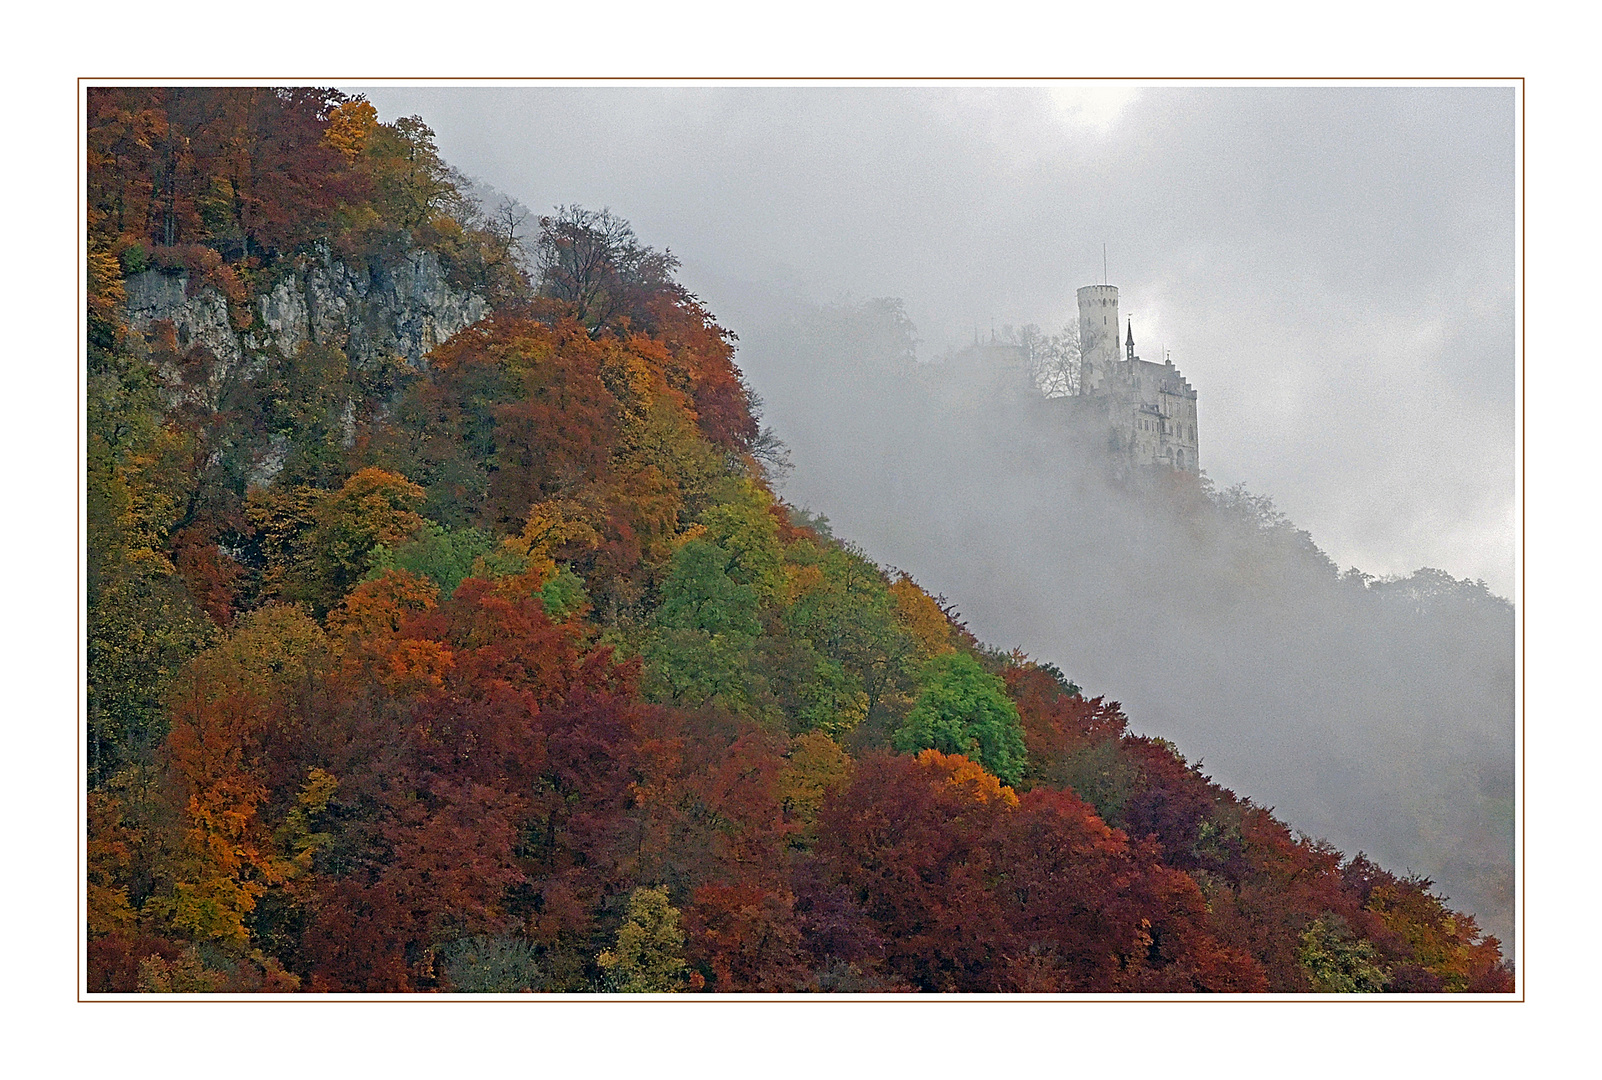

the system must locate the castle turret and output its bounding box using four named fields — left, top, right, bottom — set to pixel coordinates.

left=1126, top=317, right=1135, bottom=361
left=1076, top=284, right=1120, bottom=392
